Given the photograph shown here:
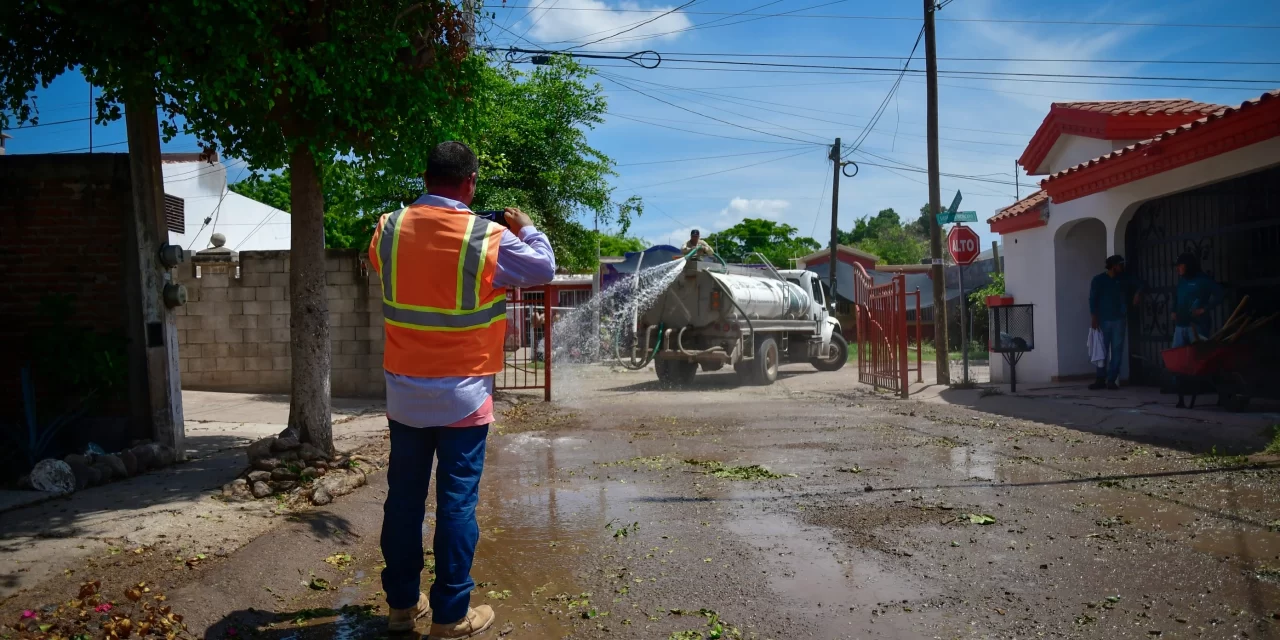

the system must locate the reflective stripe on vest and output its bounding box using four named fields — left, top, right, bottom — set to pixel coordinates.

left=378, top=208, right=507, bottom=332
